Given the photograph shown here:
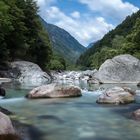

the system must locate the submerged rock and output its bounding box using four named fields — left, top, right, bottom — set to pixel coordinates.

left=0, top=86, right=6, bottom=97
left=0, top=112, right=15, bottom=135
left=10, top=61, right=51, bottom=86
left=96, top=86, right=135, bottom=105
left=95, top=54, right=140, bottom=83
left=0, top=107, right=44, bottom=140
left=132, top=109, right=140, bottom=121
left=137, top=82, right=140, bottom=87
left=26, top=84, right=82, bottom=99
